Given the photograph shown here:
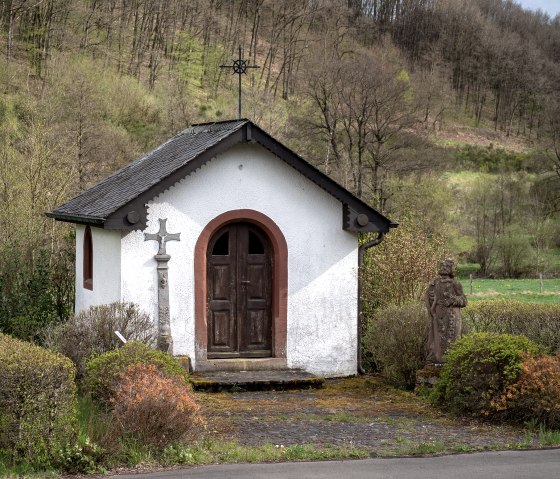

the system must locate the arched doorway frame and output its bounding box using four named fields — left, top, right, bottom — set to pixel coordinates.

left=194, top=209, right=288, bottom=363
